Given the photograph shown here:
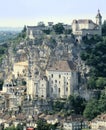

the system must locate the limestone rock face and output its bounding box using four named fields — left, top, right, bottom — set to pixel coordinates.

left=1, top=33, right=92, bottom=100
